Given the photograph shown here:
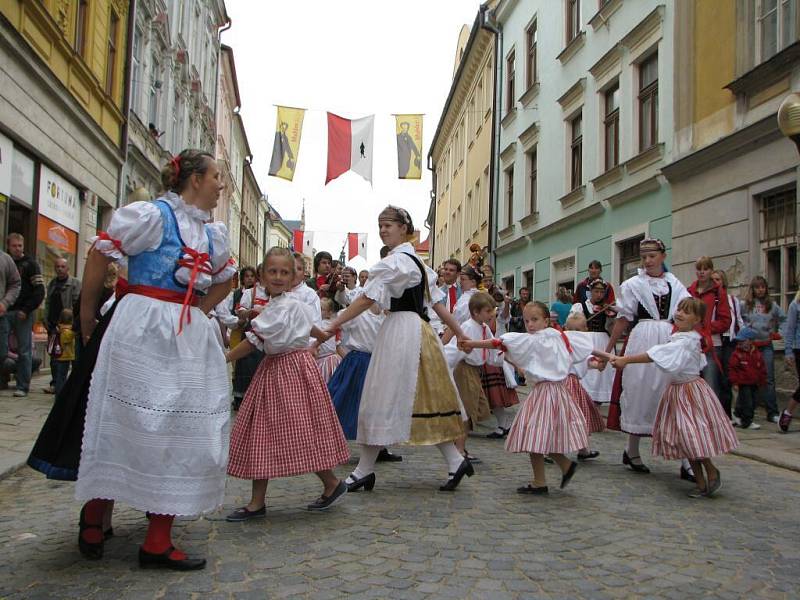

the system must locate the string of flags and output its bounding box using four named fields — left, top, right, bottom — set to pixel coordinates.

left=269, top=106, right=423, bottom=184
left=292, top=229, right=368, bottom=261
